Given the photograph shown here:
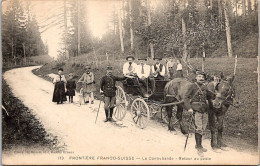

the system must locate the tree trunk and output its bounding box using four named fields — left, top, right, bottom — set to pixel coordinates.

left=223, top=0, right=233, bottom=57
left=113, top=5, right=117, bottom=35
left=64, top=0, right=69, bottom=59
left=146, top=0, right=154, bottom=59
left=248, top=0, right=252, bottom=14
left=129, top=0, right=134, bottom=53
left=122, top=0, right=125, bottom=37
left=23, top=43, right=26, bottom=65
left=218, top=0, right=223, bottom=30
left=182, top=17, right=188, bottom=61
left=210, top=0, right=213, bottom=20
left=118, top=6, right=125, bottom=54
left=202, top=43, right=205, bottom=72
left=235, top=0, right=238, bottom=22
left=242, top=0, right=246, bottom=16
left=77, top=0, right=80, bottom=56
